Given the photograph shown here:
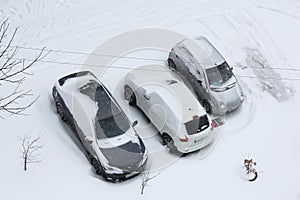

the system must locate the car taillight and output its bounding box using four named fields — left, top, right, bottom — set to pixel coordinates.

left=179, top=135, right=189, bottom=142
left=211, top=121, right=215, bottom=130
